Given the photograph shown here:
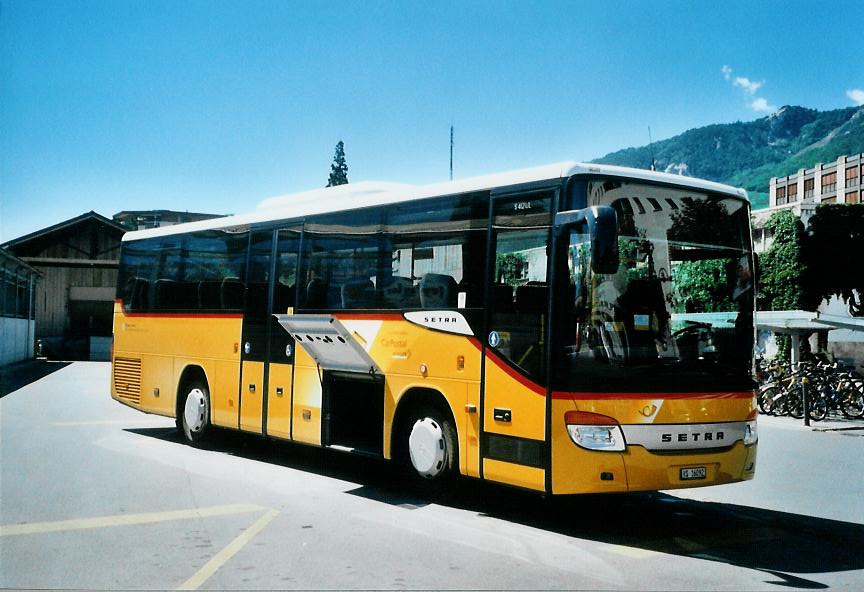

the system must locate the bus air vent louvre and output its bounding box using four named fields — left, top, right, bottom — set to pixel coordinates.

left=113, top=358, right=142, bottom=404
